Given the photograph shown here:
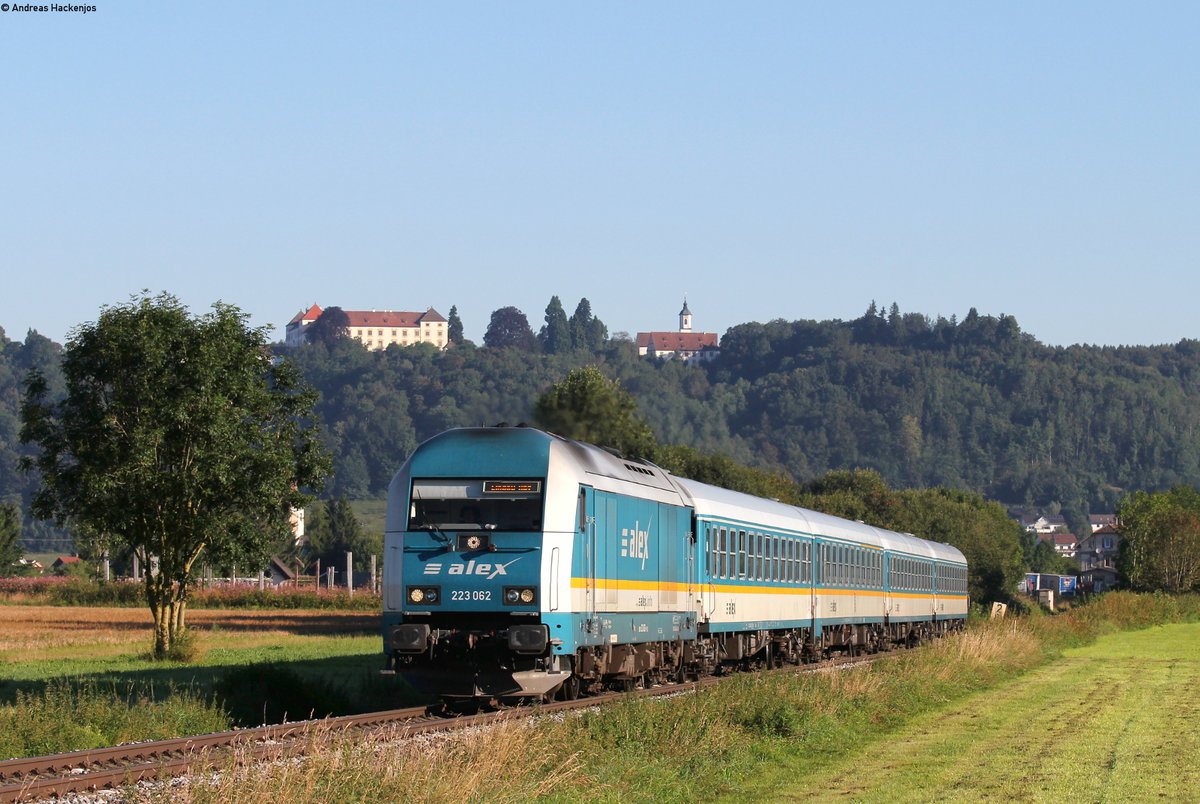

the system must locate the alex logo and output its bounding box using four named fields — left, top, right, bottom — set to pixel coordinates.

left=423, top=557, right=521, bottom=580
left=620, top=521, right=651, bottom=571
